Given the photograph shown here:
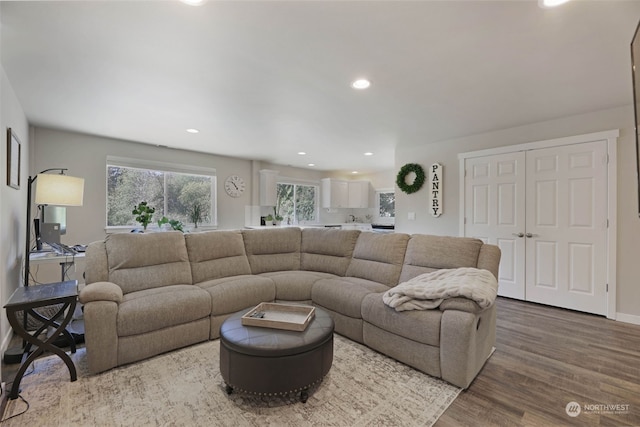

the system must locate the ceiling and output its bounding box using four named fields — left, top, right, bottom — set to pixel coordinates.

left=2, top=1, right=640, bottom=174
